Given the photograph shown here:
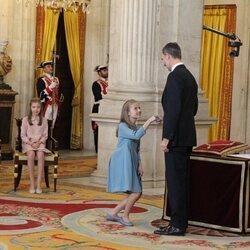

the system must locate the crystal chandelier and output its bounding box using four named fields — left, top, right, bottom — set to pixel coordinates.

left=17, top=0, right=91, bottom=13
